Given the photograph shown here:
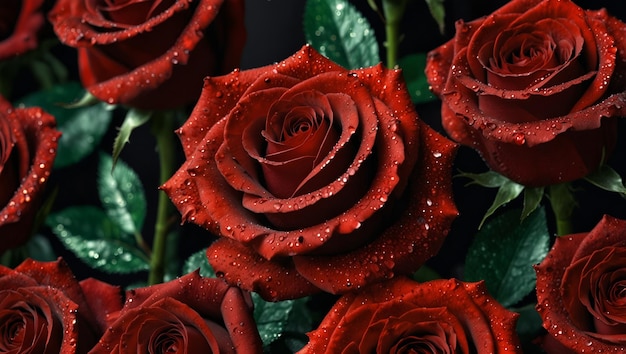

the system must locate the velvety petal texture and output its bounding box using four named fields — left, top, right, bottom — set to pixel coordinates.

left=535, top=215, right=626, bottom=352
left=89, top=271, right=262, bottom=353
left=0, top=258, right=124, bottom=353
left=299, top=277, right=521, bottom=353
left=425, top=0, right=626, bottom=186
left=0, top=0, right=45, bottom=59
left=162, top=45, right=458, bottom=301
left=0, top=96, right=60, bottom=254
left=48, top=0, right=246, bottom=110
